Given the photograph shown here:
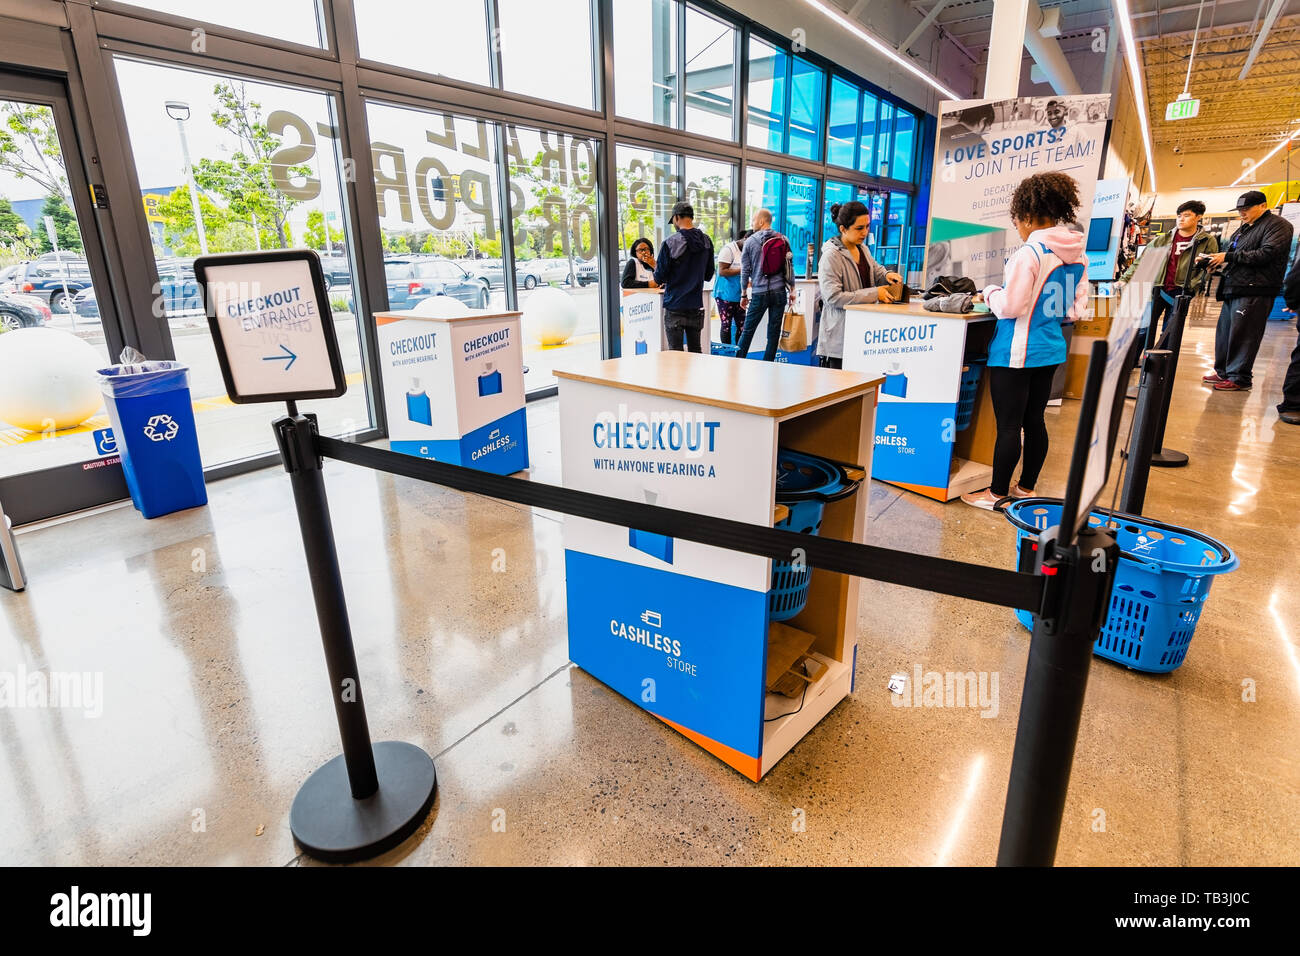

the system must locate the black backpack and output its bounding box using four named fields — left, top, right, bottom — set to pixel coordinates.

left=924, top=275, right=977, bottom=299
